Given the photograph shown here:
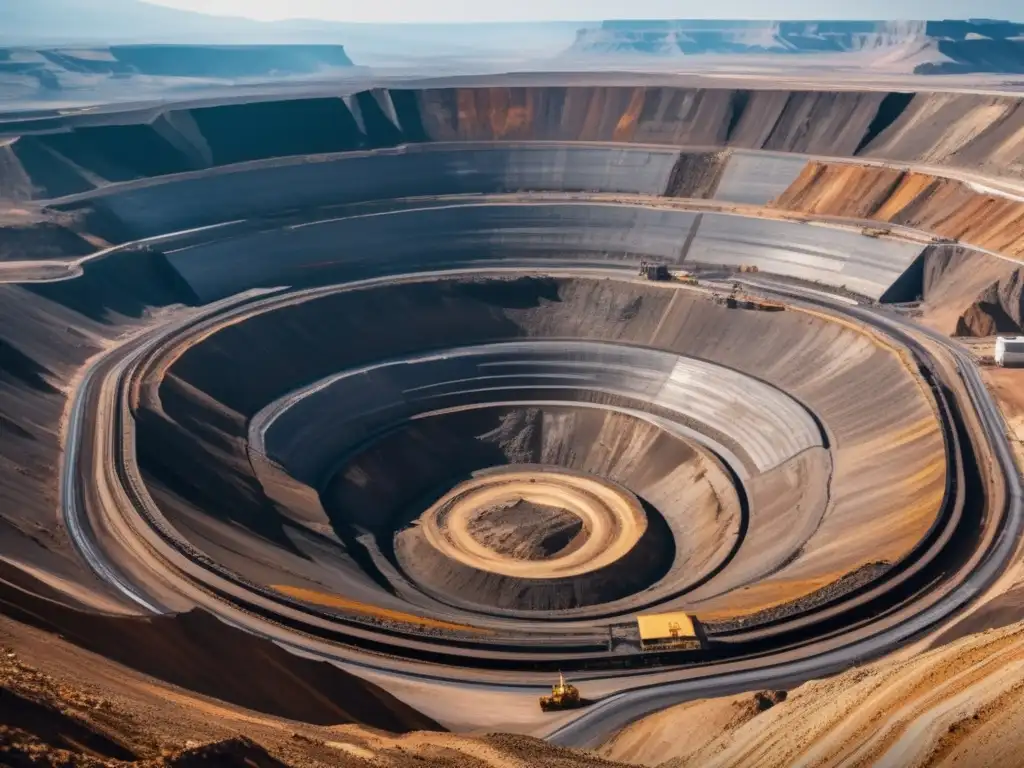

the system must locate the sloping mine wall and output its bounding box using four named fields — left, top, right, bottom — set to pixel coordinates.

left=0, top=222, right=93, bottom=262
left=0, top=250, right=198, bottom=610
left=54, top=145, right=694, bottom=241
left=0, top=256, right=450, bottom=730
left=151, top=203, right=922, bottom=303
left=143, top=276, right=944, bottom=618
left=4, top=86, right=1024, bottom=207
left=770, top=160, right=1024, bottom=334
left=771, top=160, right=1024, bottom=257
left=918, top=245, right=1024, bottom=336
left=861, top=92, right=1024, bottom=180
left=408, top=88, right=885, bottom=152
left=0, top=562, right=439, bottom=732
